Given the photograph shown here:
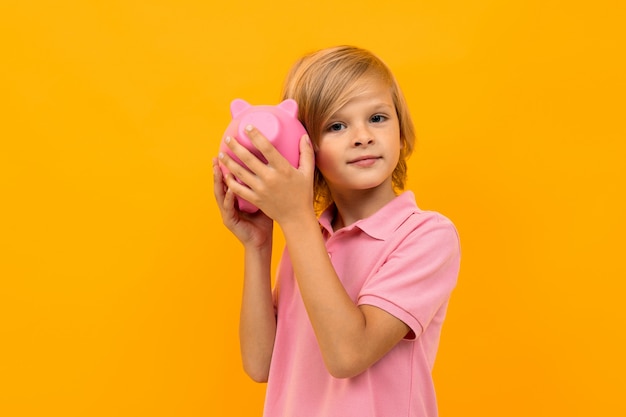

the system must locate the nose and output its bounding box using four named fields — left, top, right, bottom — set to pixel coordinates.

left=352, top=124, right=374, bottom=147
